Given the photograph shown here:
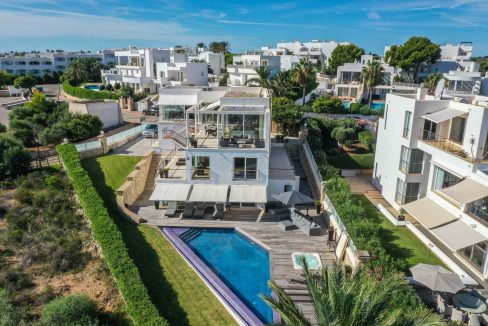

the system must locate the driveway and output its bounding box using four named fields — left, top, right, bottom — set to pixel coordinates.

left=0, top=97, right=22, bottom=126
left=112, top=137, right=155, bottom=156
